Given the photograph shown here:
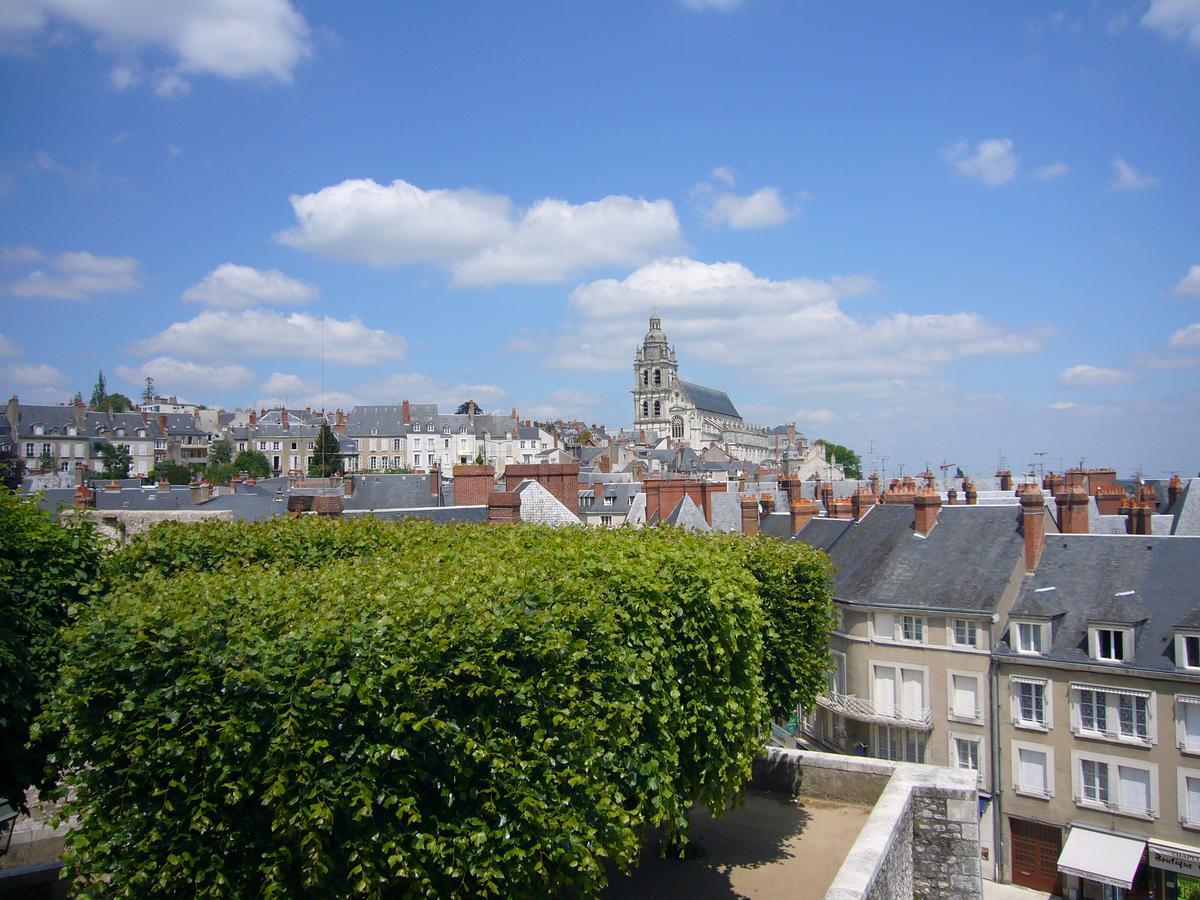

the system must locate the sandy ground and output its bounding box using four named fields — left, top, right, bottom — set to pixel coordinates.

left=602, top=791, right=873, bottom=899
